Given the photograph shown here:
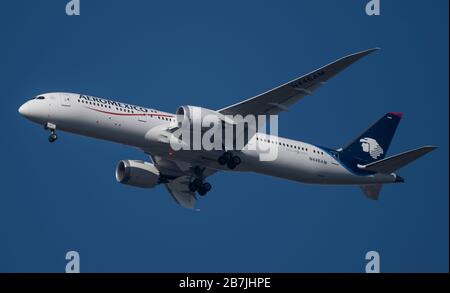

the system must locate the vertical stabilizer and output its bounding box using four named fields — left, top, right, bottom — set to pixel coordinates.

left=360, top=184, right=383, bottom=200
